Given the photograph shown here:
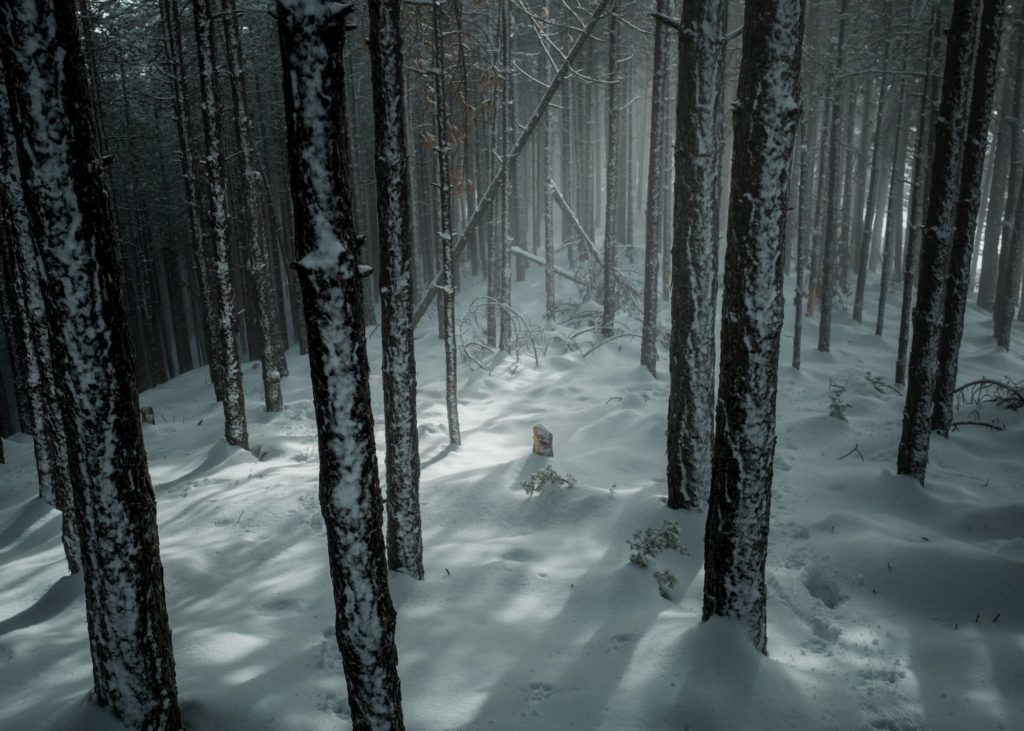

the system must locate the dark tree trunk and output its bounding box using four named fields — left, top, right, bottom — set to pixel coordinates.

left=193, top=0, right=248, bottom=449
left=368, top=0, right=424, bottom=579
left=931, top=0, right=1006, bottom=433
left=601, top=4, right=619, bottom=337
left=220, top=0, right=285, bottom=413
left=702, top=0, right=803, bottom=654
left=897, top=0, right=983, bottom=483
left=816, top=1, right=848, bottom=353
left=640, top=0, right=669, bottom=376
left=277, top=3, right=405, bottom=728
left=431, top=0, right=461, bottom=447
left=667, top=0, right=727, bottom=510
left=0, top=1, right=181, bottom=724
